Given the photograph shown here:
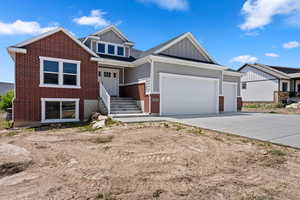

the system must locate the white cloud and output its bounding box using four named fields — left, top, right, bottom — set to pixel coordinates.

left=265, top=53, right=279, bottom=57
left=0, top=20, right=57, bottom=35
left=240, top=0, right=300, bottom=30
left=283, top=41, right=300, bottom=48
left=73, top=9, right=110, bottom=27
left=230, top=55, right=258, bottom=64
left=137, top=0, right=188, bottom=11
